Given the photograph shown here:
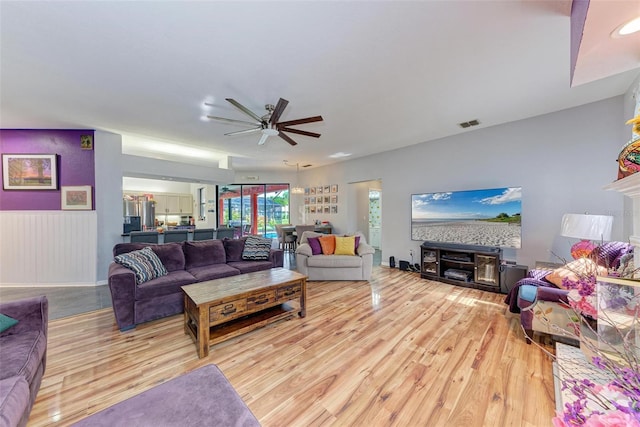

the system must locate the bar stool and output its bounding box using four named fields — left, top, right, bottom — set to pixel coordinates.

left=129, top=231, right=159, bottom=243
